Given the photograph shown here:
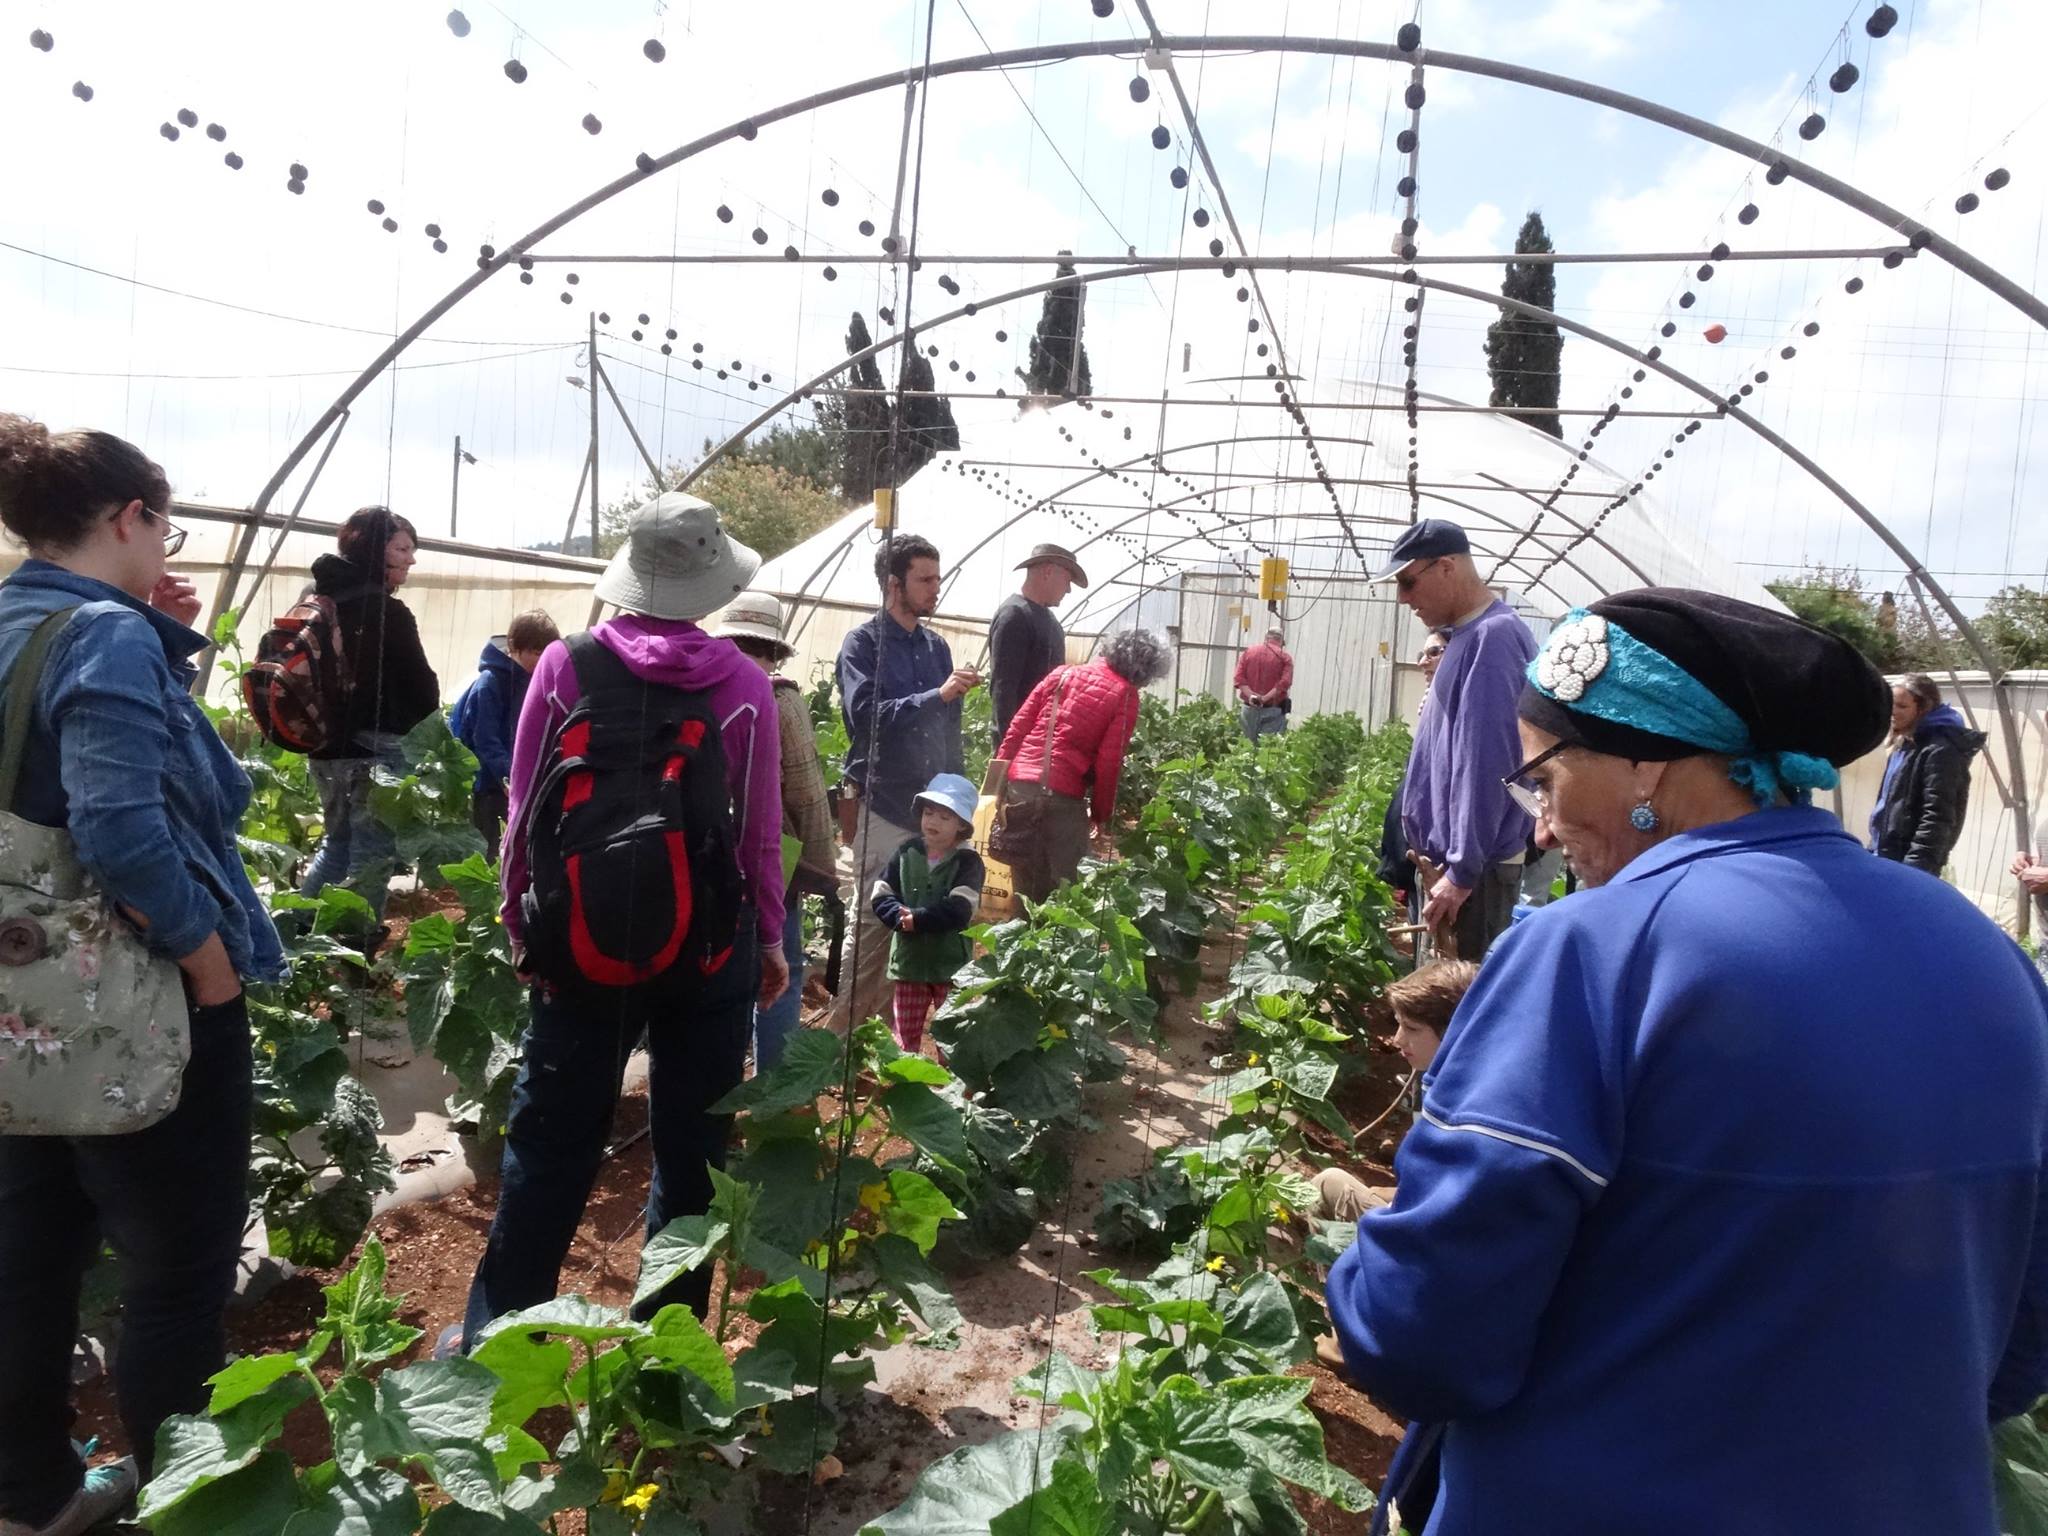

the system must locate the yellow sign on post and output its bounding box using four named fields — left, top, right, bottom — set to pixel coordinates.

left=1258, top=556, right=1290, bottom=602
left=873, top=486, right=896, bottom=531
